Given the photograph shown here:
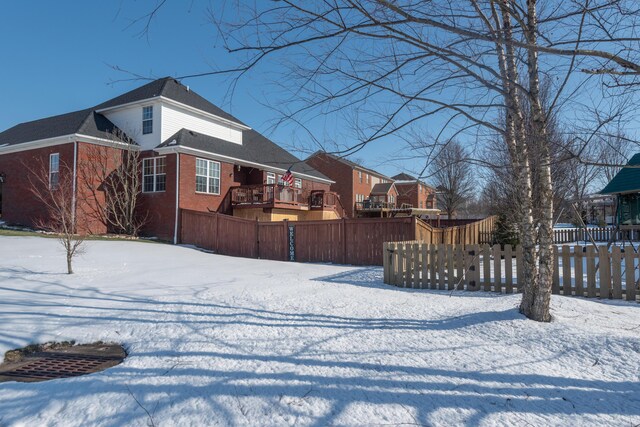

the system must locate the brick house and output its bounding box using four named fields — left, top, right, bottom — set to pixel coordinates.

left=305, top=152, right=393, bottom=217
left=391, top=173, right=437, bottom=209
left=0, top=78, right=338, bottom=242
